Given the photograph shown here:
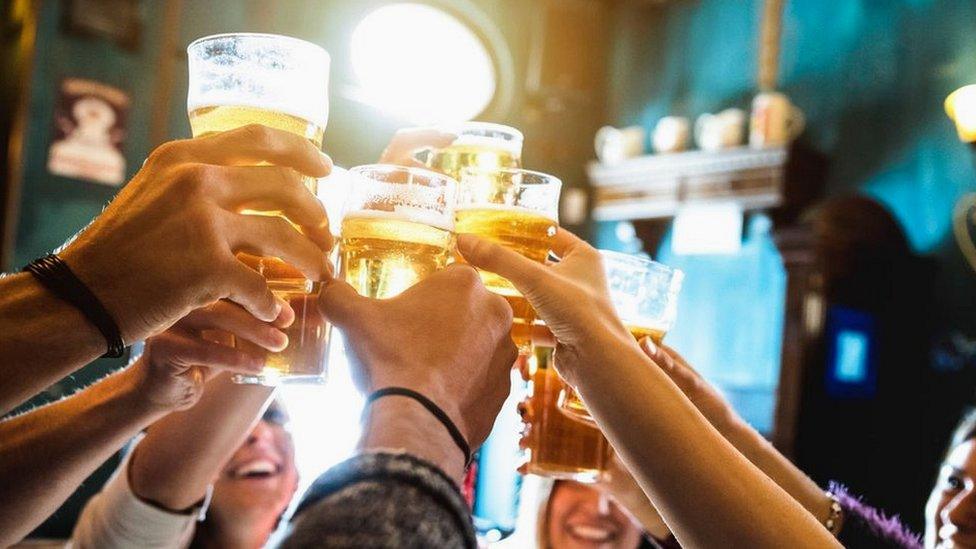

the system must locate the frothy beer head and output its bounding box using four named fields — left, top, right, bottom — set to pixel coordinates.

left=187, top=33, right=331, bottom=128
left=339, top=164, right=457, bottom=300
